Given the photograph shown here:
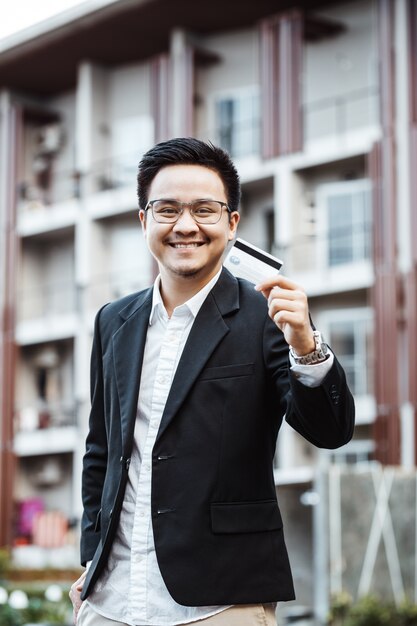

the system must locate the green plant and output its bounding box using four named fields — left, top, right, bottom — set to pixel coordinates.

left=397, top=599, right=417, bottom=626
left=328, top=591, right=353, bottom=625
left=0, top=548, right=11, bottom=580
left=344, top=596, right=394, bottom=626
left=328, top=594, right=417, bottom=626
left=0, top=603, right=23, bottom=626
left=22, top=597, right=69, bottom=624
